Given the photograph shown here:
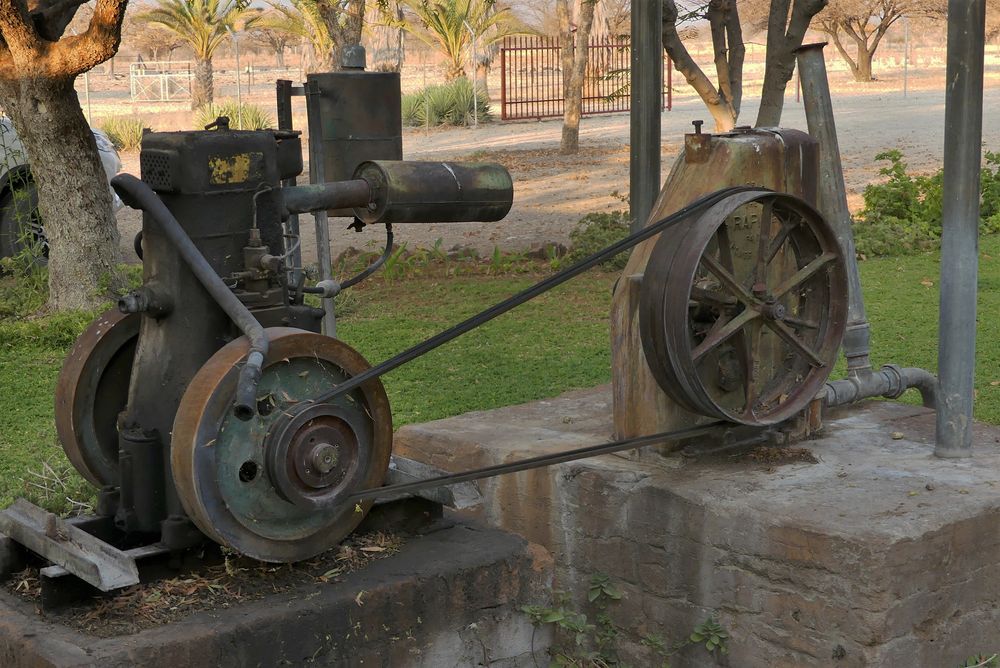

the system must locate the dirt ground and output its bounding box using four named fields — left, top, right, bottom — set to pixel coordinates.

left=112, top=77, right=1000, bottom=266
